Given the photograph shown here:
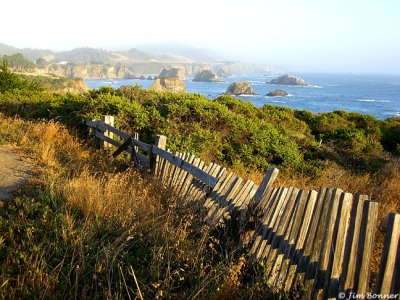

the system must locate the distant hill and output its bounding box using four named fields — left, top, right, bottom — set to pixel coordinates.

left=0, top=43, right=54, bottom=61
left=0, top=42, right=222, bottom=65
left=135, top=42, right=223, bottom=63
